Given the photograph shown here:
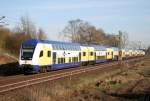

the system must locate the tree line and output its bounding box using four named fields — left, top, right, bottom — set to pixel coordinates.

left=61, top=19, right=121, bottom=46
left=0, top=16, right=47, bottom=56
left=0, top=17, right=130, bottom=57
